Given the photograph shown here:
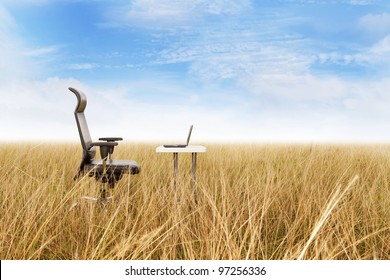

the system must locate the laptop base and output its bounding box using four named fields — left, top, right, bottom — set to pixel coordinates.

left=163, top=144, right=187, bottom=148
